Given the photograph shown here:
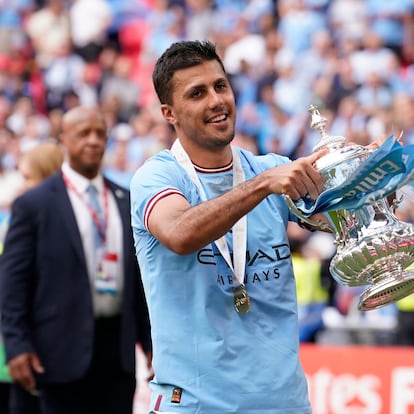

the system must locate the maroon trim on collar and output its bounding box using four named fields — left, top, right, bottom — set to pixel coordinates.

left=193, top=161, right=233, bottom=174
